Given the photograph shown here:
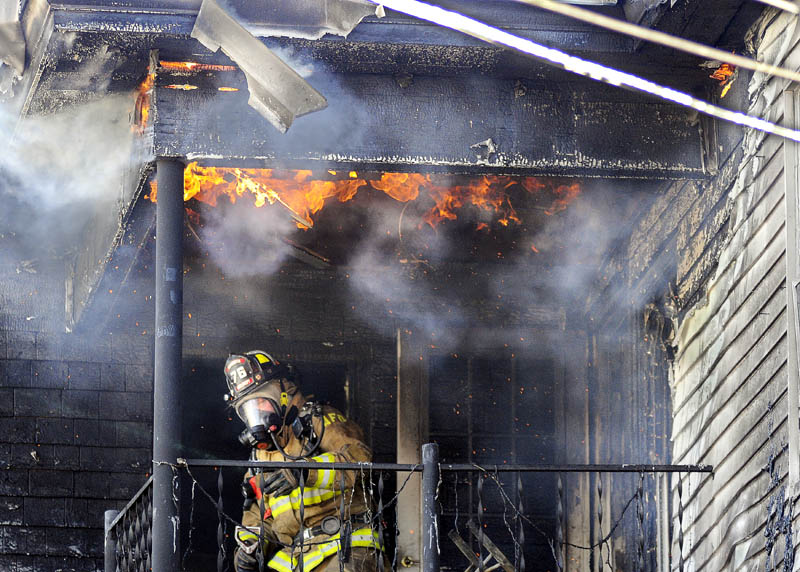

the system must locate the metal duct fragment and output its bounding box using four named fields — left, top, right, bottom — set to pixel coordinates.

left=191, top=0, right=328, bottom=133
